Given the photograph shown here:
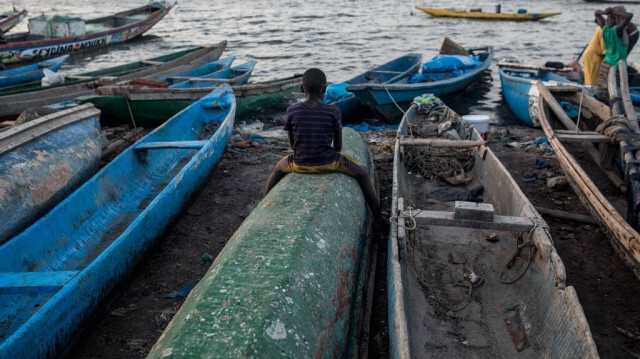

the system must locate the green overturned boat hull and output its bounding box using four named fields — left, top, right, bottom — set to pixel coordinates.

left=82, top=89, right=296, bottom=125
left=148, top=128, right=374, bottom=358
